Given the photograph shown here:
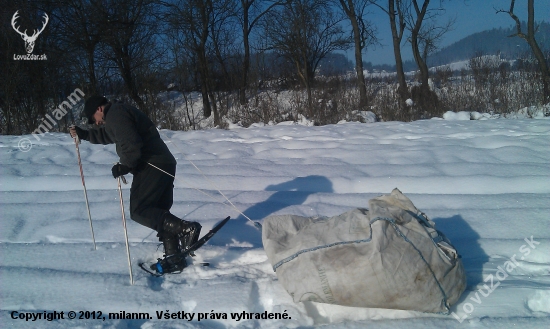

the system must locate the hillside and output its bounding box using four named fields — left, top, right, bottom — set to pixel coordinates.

left=427, top=22, right=550, bottom=67
left=376, top=22, right=550, bottom=72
